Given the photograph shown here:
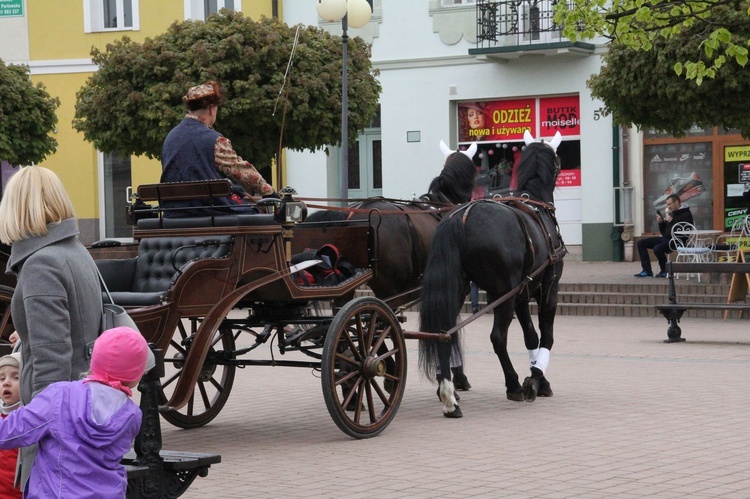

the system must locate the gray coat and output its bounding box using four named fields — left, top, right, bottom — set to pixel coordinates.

left=5, top=218, right=101, bottom=489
